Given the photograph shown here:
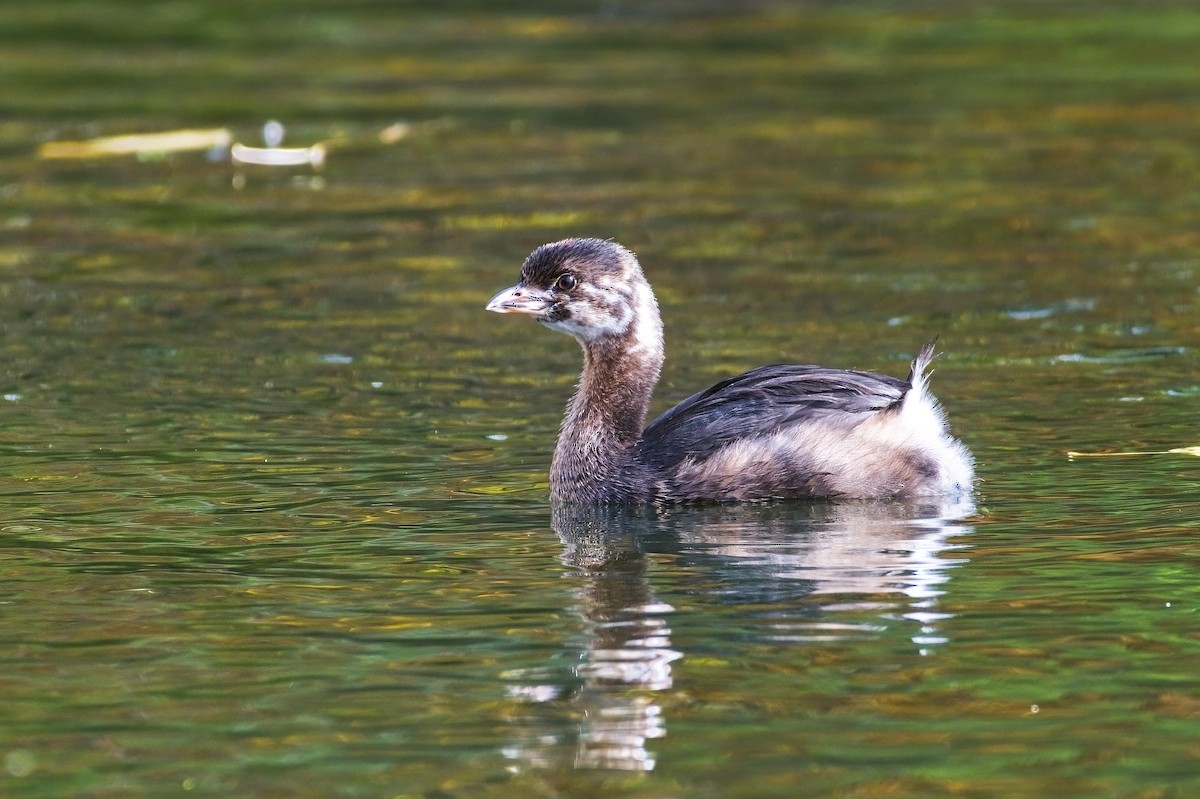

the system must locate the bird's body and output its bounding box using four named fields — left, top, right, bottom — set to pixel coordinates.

left=486, top=238, right=974, bottom=504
